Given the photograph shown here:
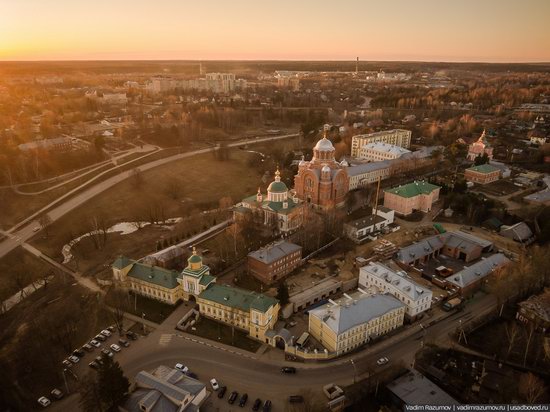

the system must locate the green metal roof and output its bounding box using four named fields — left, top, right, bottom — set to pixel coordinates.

left=112, top=255, right=132, bottom=270
left=198, top=284, right=278, bottom=313
left=267, top=181, right=288, bottom=193
left=180, top=265, right=210, bottom=279
left=466, top=164, right=500, bottom=174
left=127, top=262, right=180, bottom=289
left=199, top=274, right=216, bottom=287
left=188, top=254, right=202, bottom=264
left=384, top=181, right=440, bottom=198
